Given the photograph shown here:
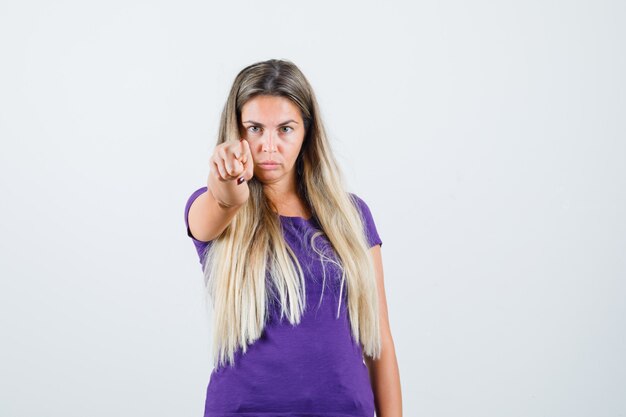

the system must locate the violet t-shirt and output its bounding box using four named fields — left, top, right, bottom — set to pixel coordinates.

left=184, top=186, right=382, bottom=417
